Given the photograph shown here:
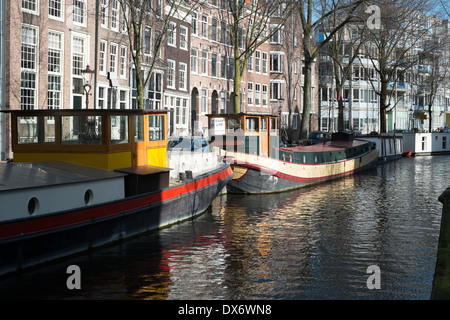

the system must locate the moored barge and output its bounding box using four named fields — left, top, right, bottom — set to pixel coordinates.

left=0, top=109, right=232, bottom=276
left=208, top=113, right=378, bottom=194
